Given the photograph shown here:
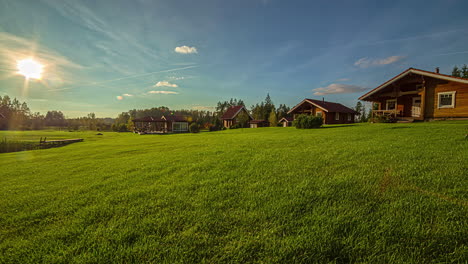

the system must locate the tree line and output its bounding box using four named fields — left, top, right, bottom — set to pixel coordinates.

left=0, top=95, right=113, bottom=131
left=1, top=93, right=374, bottom=132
